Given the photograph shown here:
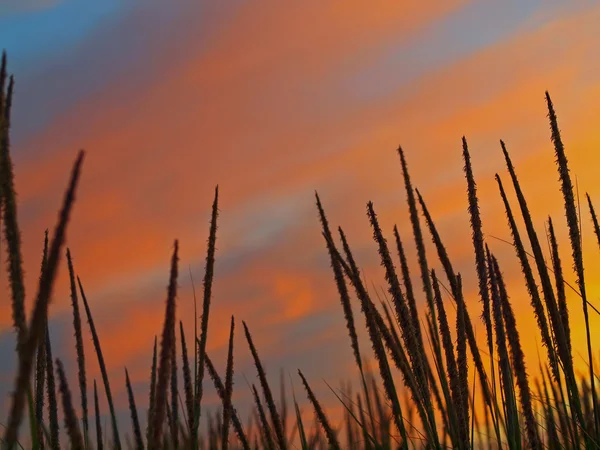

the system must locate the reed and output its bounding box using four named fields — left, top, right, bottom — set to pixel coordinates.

left=94, top=380, right=103, bottom=450
left=0, top=53, right=27, bottom=354
left=180, top=321, right=194, bottom=433
left=493, top=256, right=541, bottom=450
left=79, top=276, right=121, bottom=449
left=147, top=336, right=158, bottom=445
left=204, top=354, right=250, bottom=450
left=66, top=249, right=88, bottom=442
left=34, top=231, right=49, bottom=449
left=222, top=316, right=236, bottom=450
left=3, top=150, right=84, bottom=448
left=546, top=92, right=599, bottom=434
left=56, top=359, right=84, bottom=450
left=462, top=138, right=496, bottom=403
left=243, top=321, right=287, bottom=450
left=149, top=241, right=179, bottom=446
left=45, top=325, right=59, bottom=450
left=193, top=186, right=219, bottom=443
left=298, top=370, right=341, bottom=450
left=495, top=173, right=559, bottom=379
left=125, top=368, right=144, bottom=450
